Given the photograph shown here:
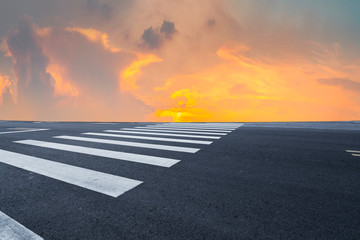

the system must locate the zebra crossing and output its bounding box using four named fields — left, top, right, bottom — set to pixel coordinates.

left=0, top=123, right=243, bottom=199
left=0, top=211, right=43, bottom=240
left=346, top=149, right=360, bottom=157
left=0, top=123, right=243, bottom=238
